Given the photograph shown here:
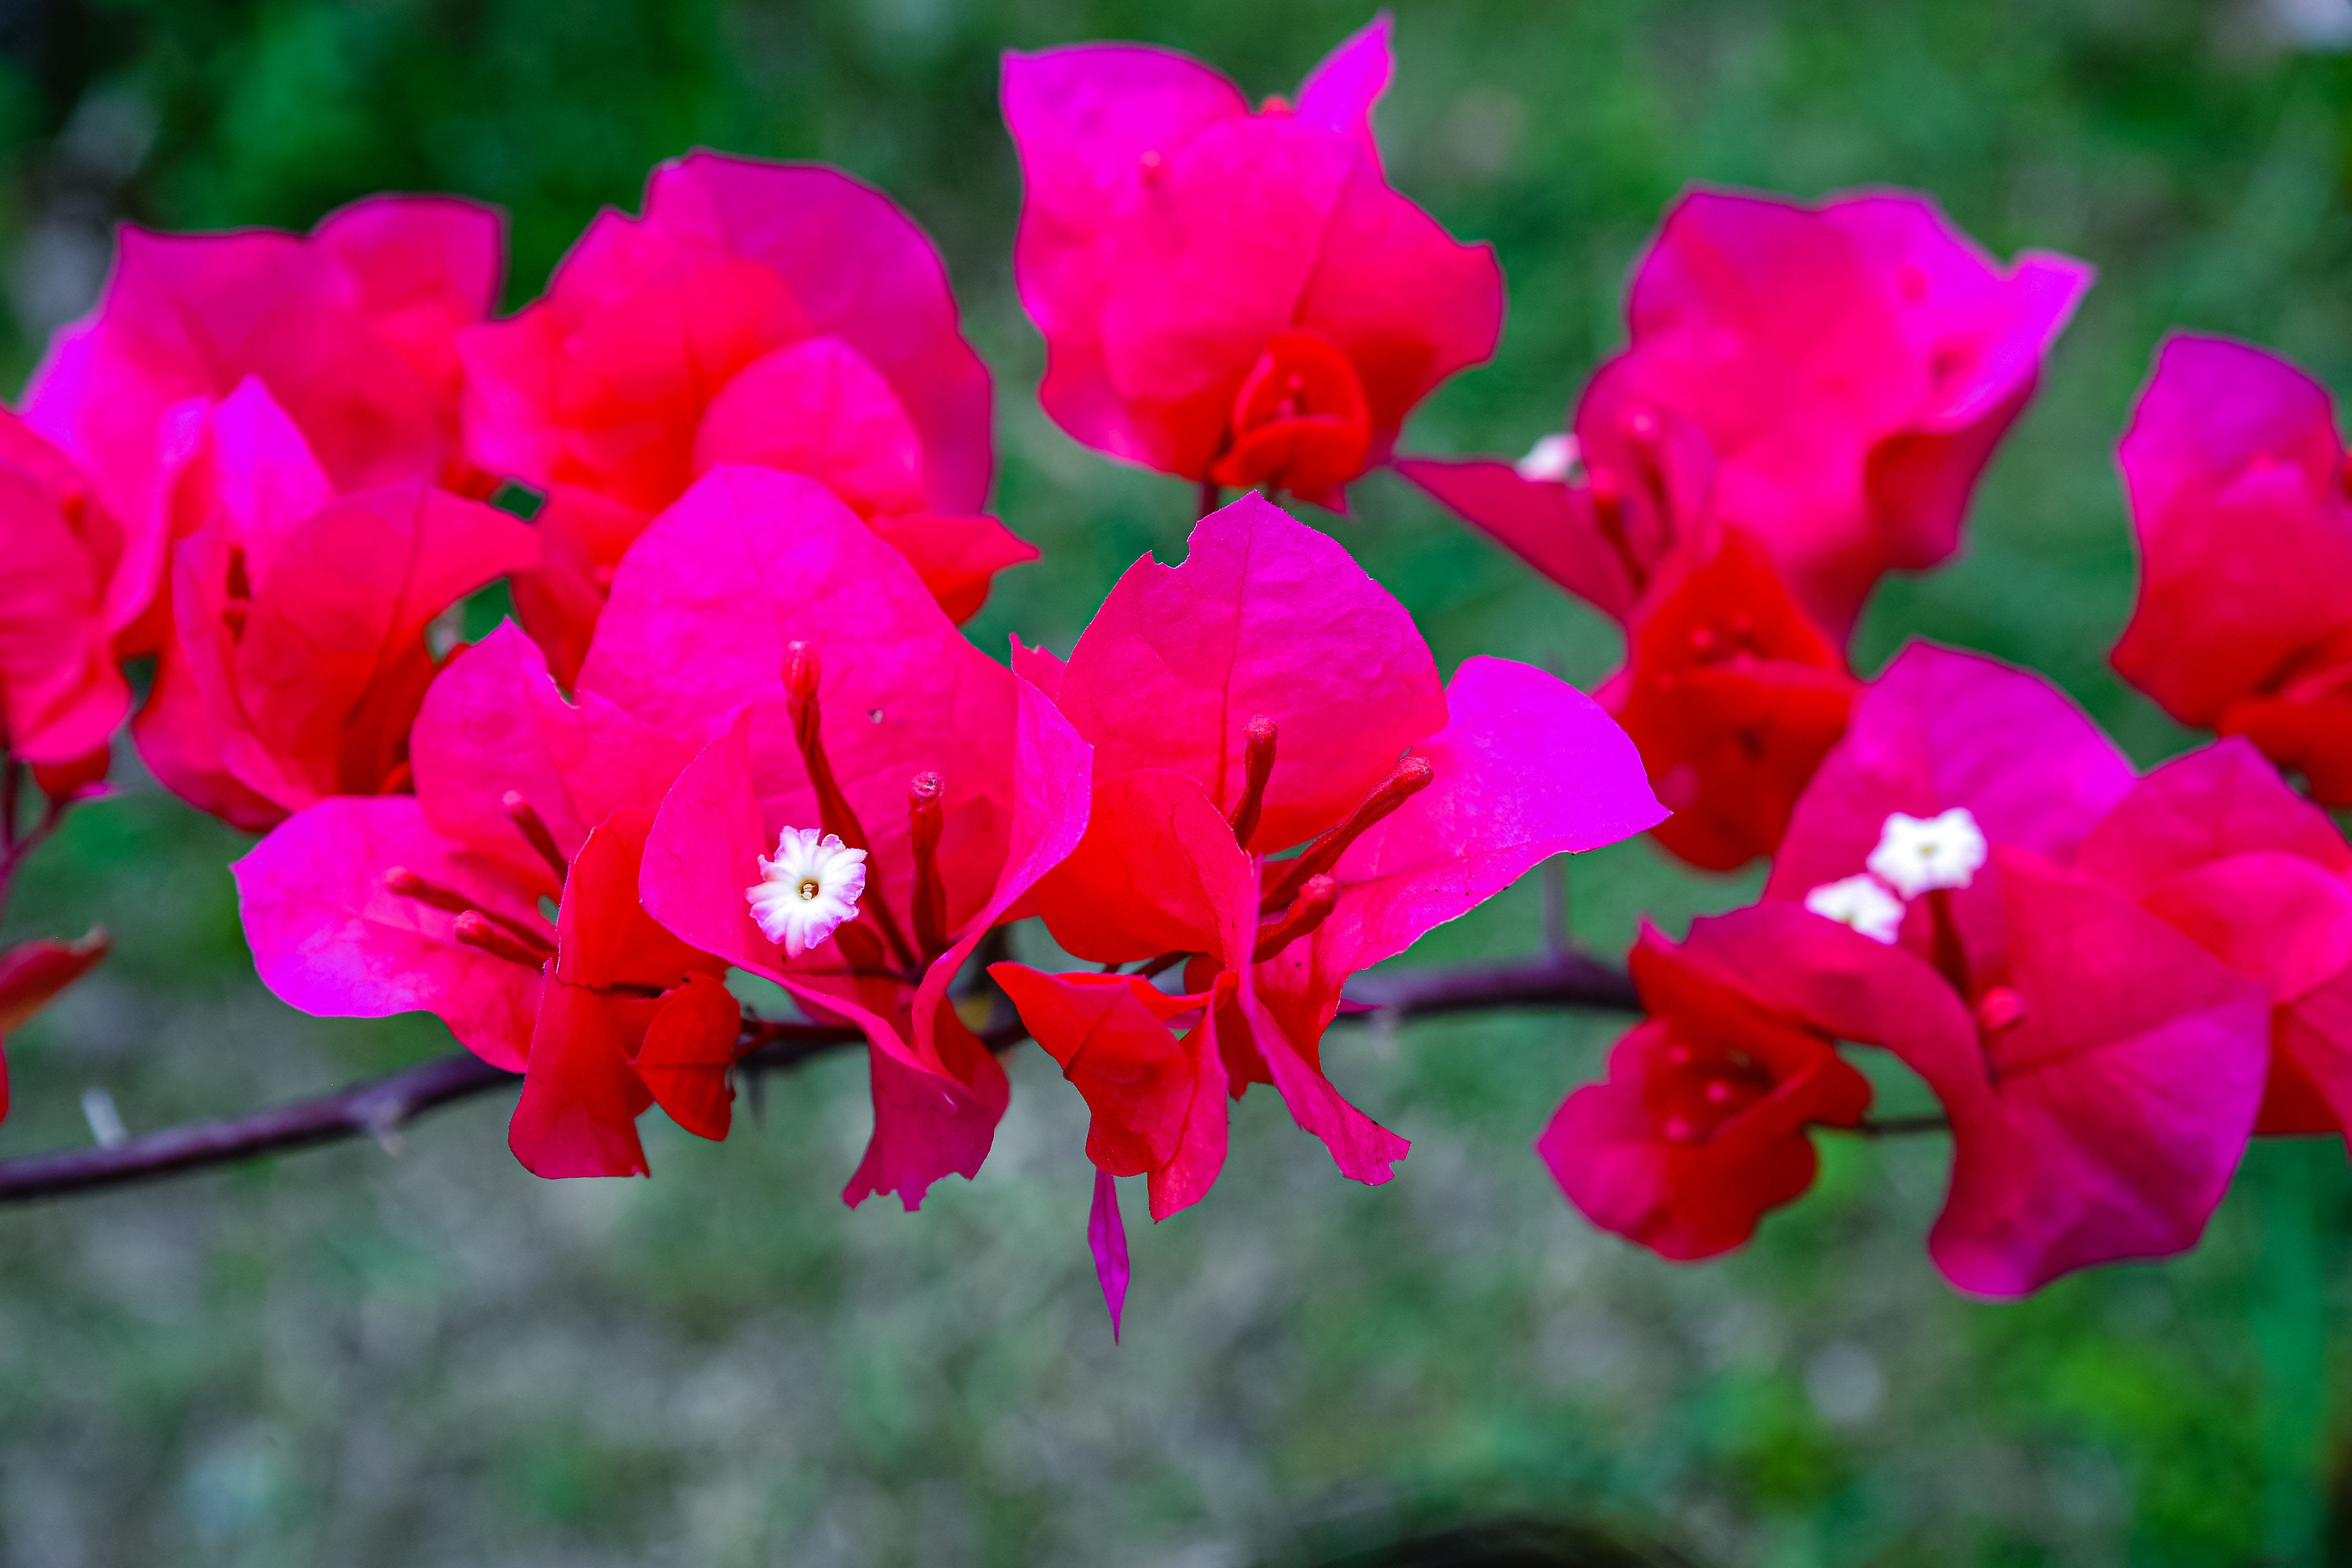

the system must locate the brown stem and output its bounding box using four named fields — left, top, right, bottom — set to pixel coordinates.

left=1847, top=1114, right=1951, bottom=1138
left=1197, top=477, right=1223, bottom=520
left=0, top=948, right=1644, bottom=1205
